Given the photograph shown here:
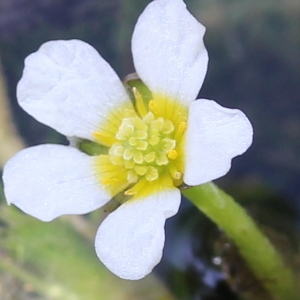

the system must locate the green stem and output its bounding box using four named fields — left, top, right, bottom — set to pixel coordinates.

left=182, top=182, right=298, bottom=300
